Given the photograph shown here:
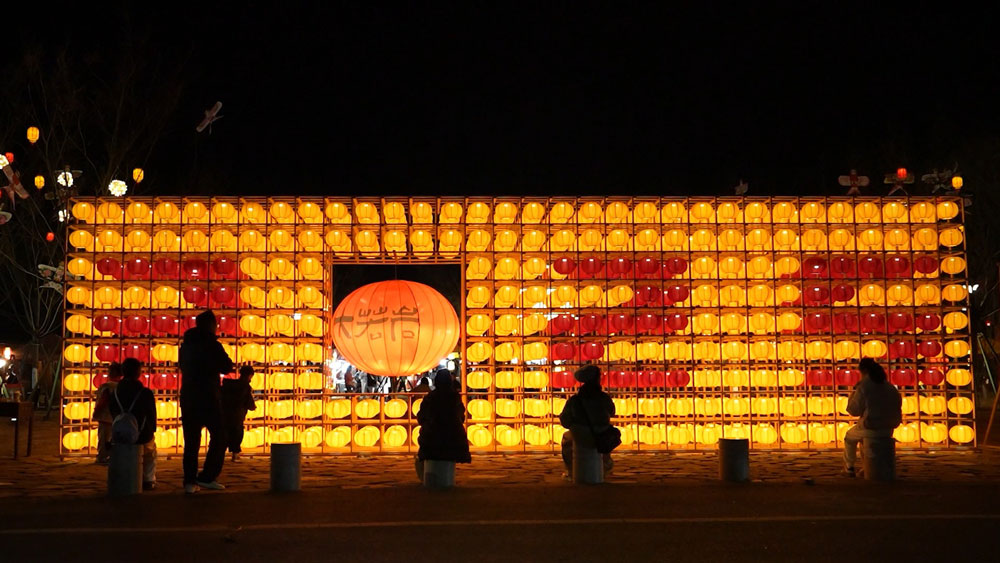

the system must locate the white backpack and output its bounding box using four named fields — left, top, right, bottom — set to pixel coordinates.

left=111, top=388, right=141, bottom=444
